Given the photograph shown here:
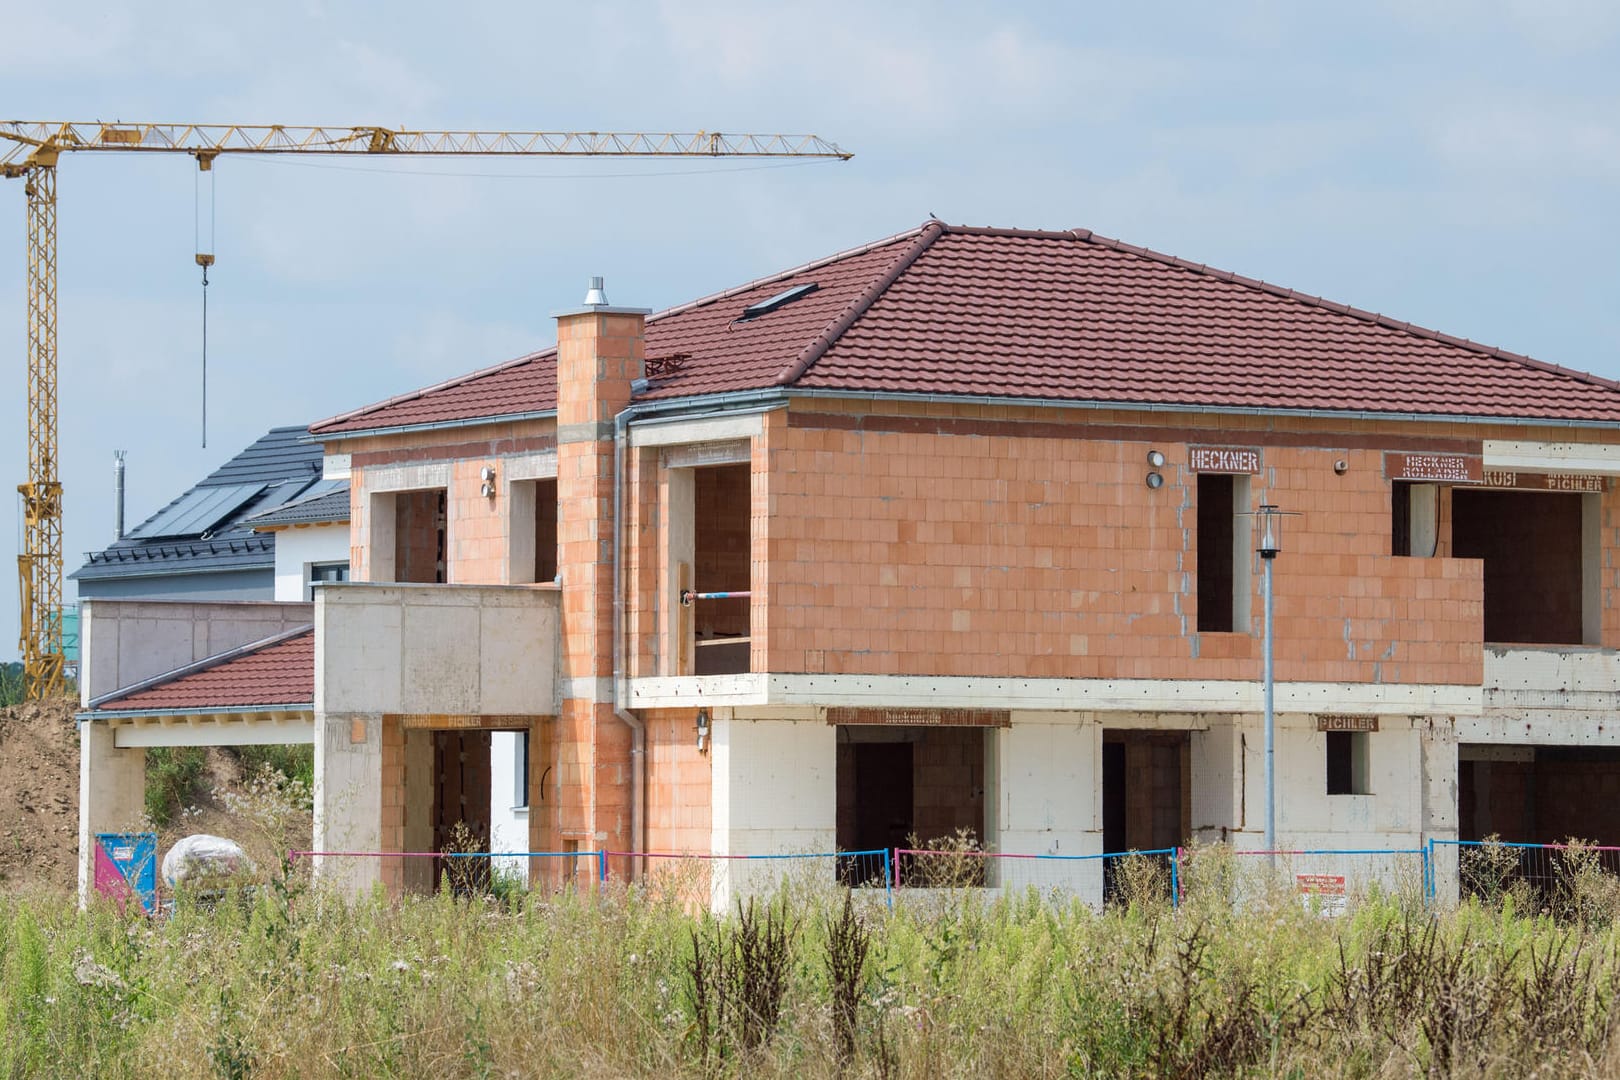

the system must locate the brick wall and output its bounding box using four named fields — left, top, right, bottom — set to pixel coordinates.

left=760, top=402, right=1492, bottom=685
